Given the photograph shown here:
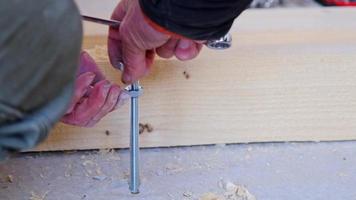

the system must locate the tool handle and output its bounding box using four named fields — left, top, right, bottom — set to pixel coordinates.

left=82, top=15, right=120, bottom=28
left=82, top=15, right=232, bottom=50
